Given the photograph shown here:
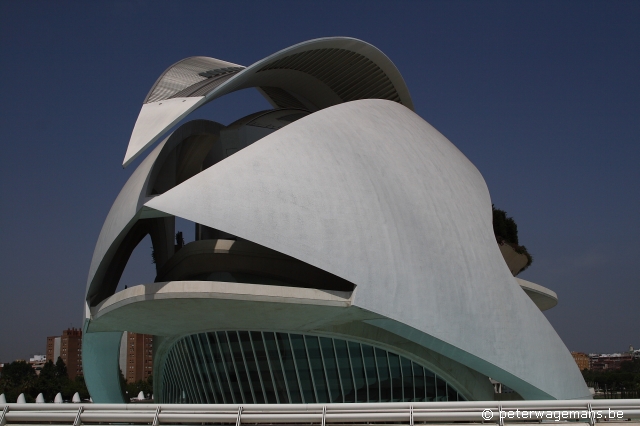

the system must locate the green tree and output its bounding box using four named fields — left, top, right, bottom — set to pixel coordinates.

left=36, top=360, right=60, bottom=402
left=492, top=205, right=533, bottom=270
left=492, top=205, right=519, bottom=245
left=0, top=360, right=37, bottom=403
left=55, top=357, right=68, bottom=378
left=582, top=359, right=640, bottom=393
